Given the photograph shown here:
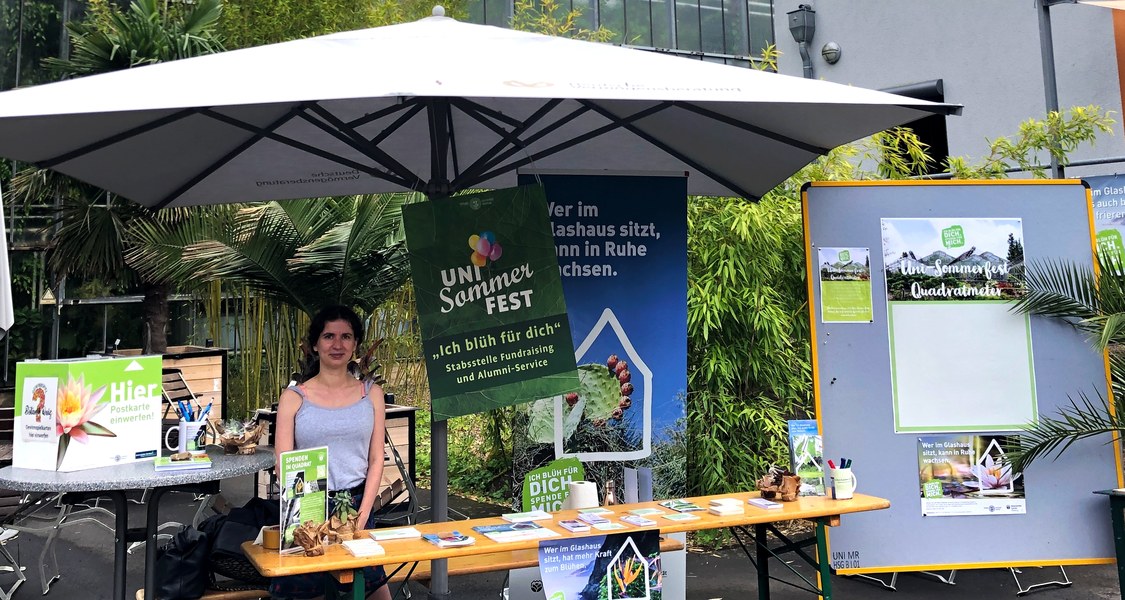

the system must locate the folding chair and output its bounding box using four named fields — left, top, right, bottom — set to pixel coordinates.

left=0, top=489, right=26, bottom=600
left=162, top=368, right=219, bottom=445
left=9, top=492, right=115, bottom=594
